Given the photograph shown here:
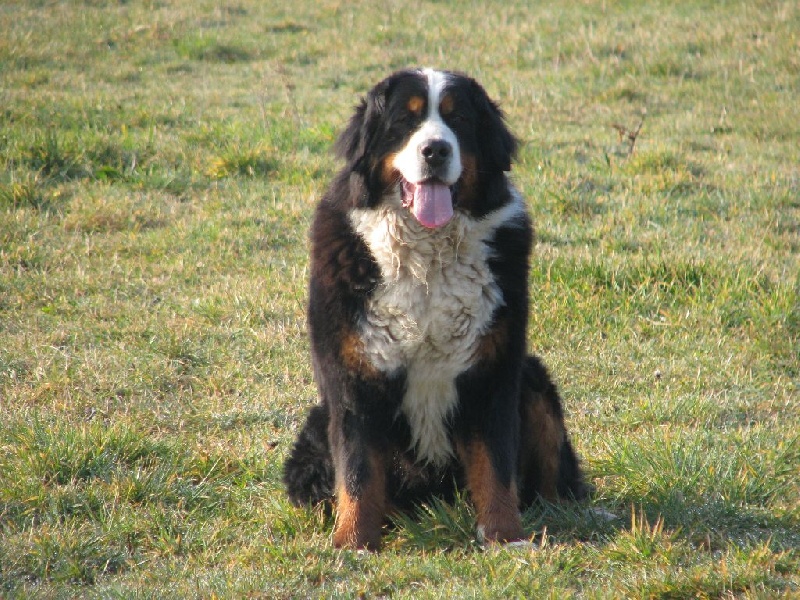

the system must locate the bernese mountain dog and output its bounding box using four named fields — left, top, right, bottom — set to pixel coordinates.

left=283, top=68, right=587, bottom=551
